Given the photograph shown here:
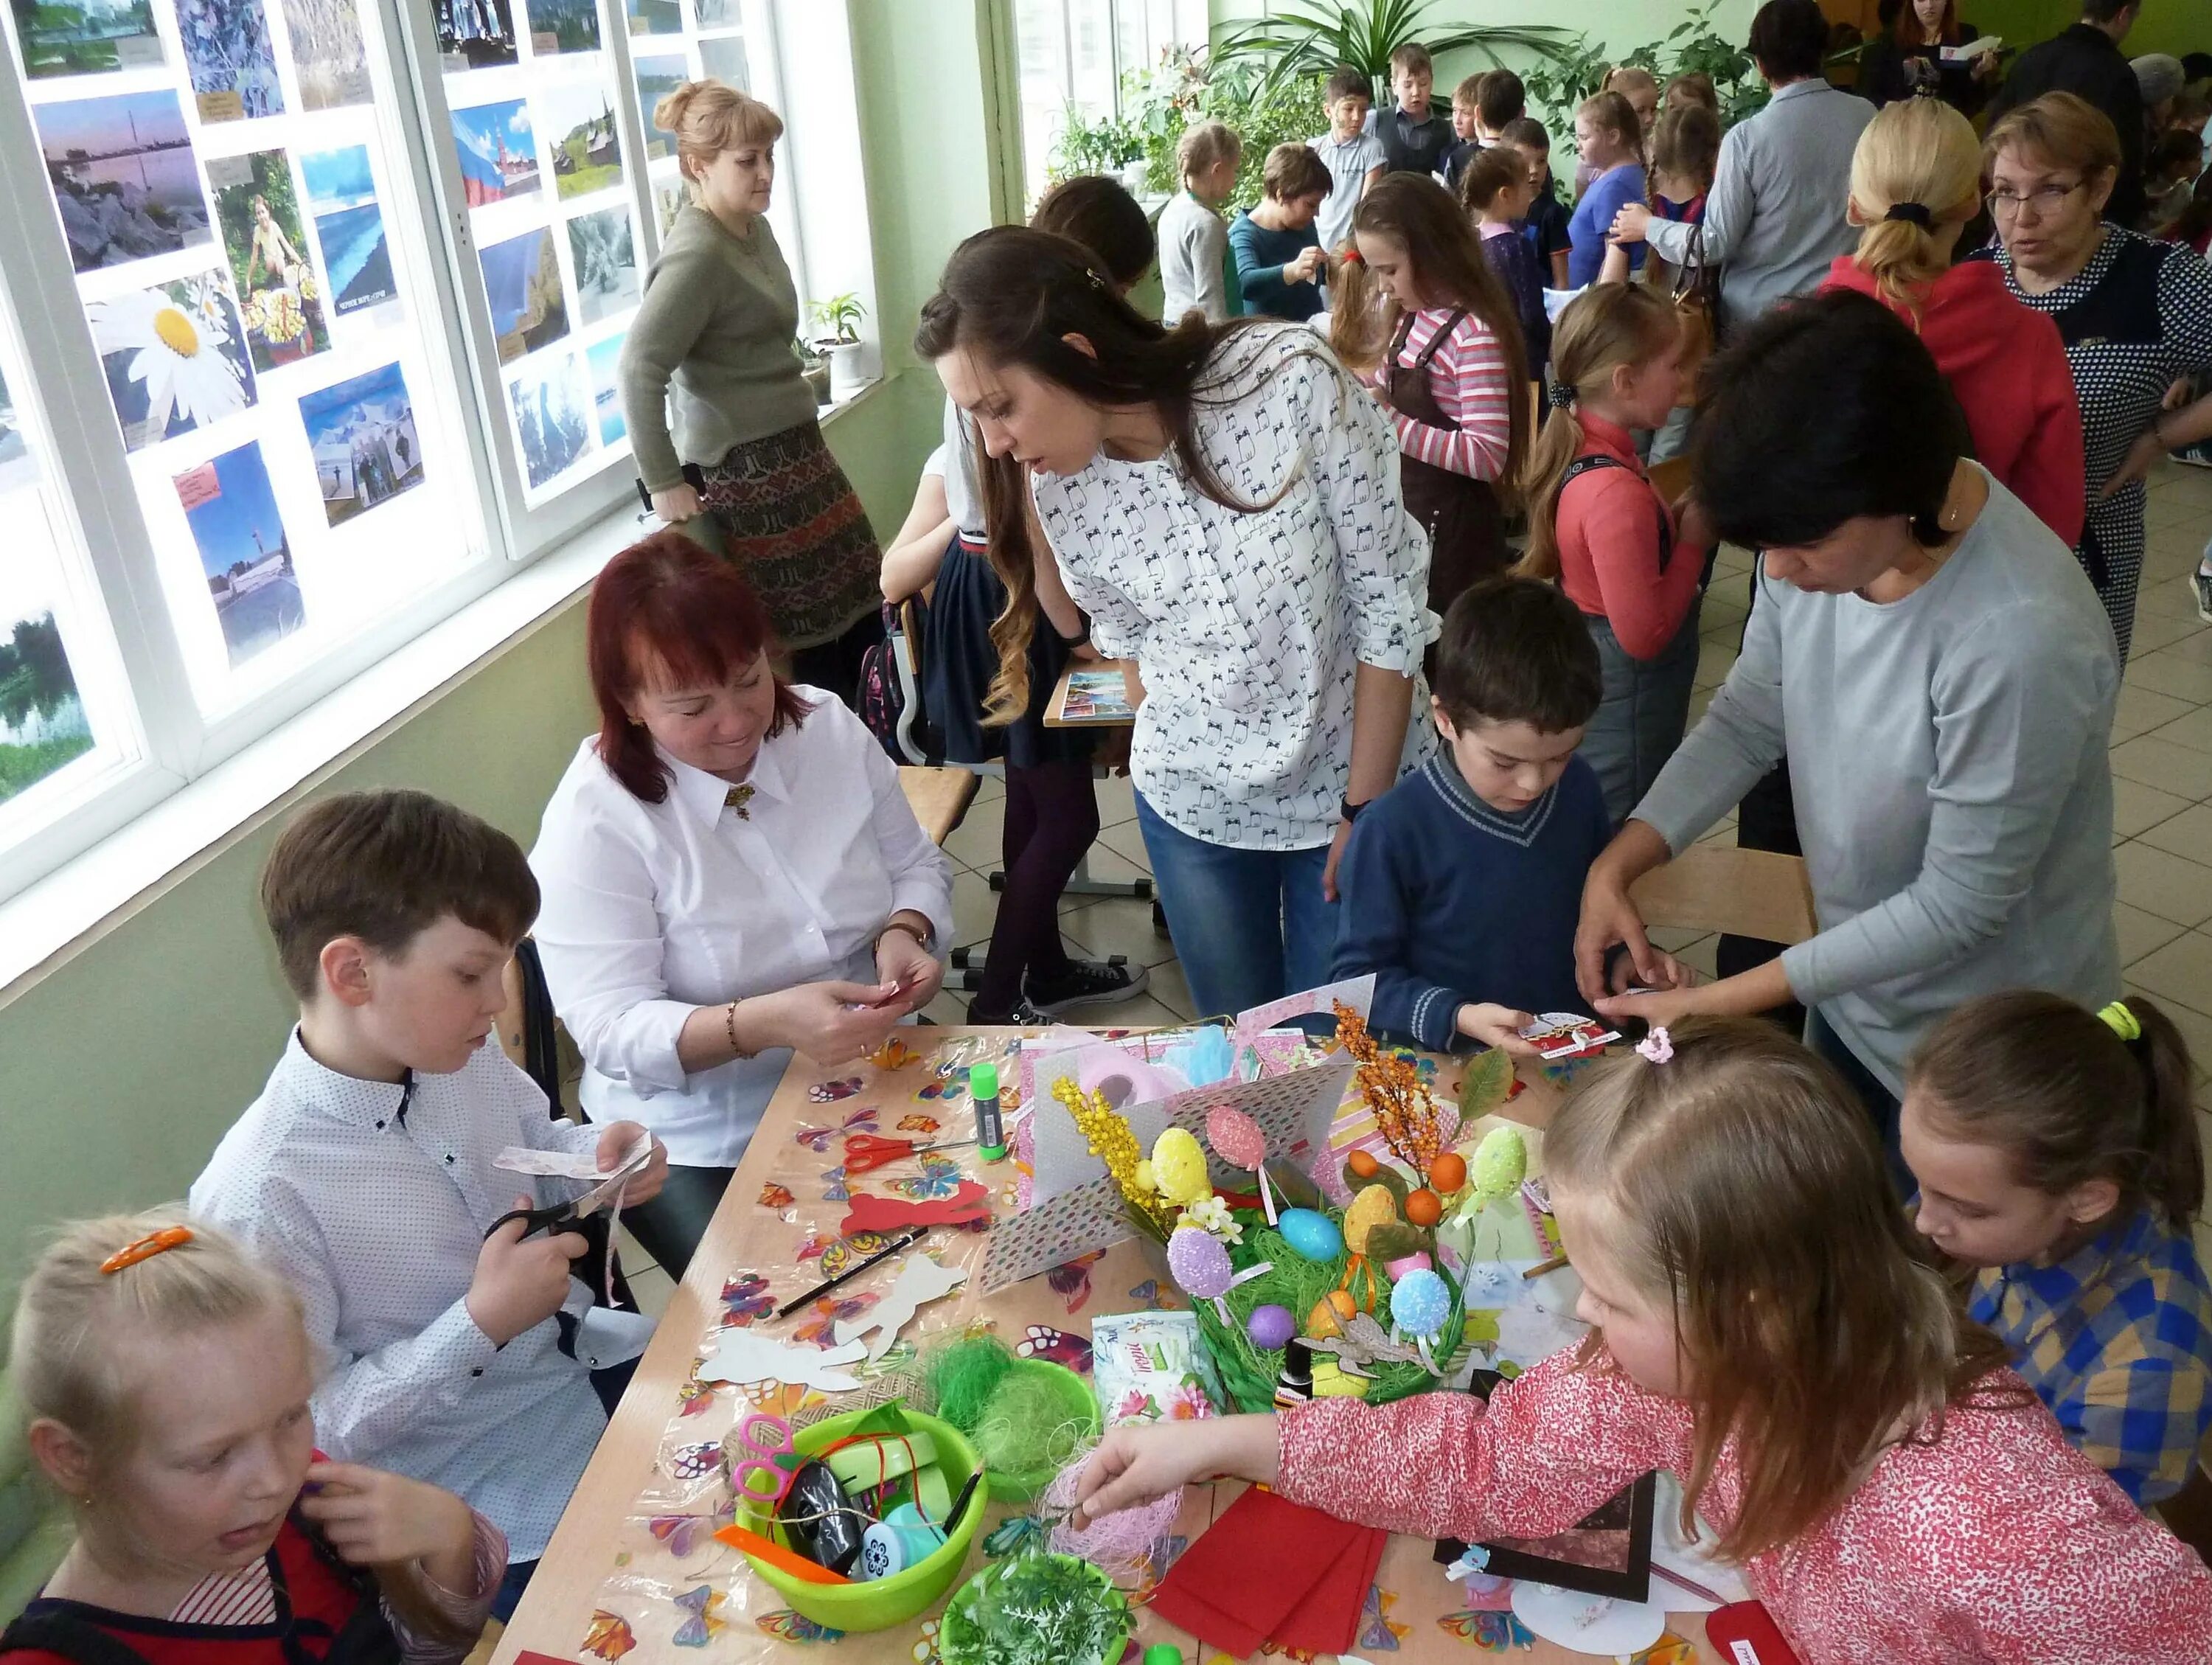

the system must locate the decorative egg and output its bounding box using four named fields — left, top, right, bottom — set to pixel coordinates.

left=1276, top=1207, right=1343, bottom=1262
left=1150, top=1128, right=1213, bottom=1207
left=1342, top=1185, right=1399, bottom=1256
left=1206, top=1105, right=1268, bottom=1172
left=1468, top=1127, right=1528, bottom=1208
left=1166, top=1225, right=1233, bottom=1299
left=1306, top=1290, right=1355, bottom=1338
left=1389, top=1268, right=1451, bottom=1339
left=1405, top=1187, right=1444, bottom=1228
left=1428, top=1151, right=1468, bottom=1194
left=1383, top=1251, right=1432, bottom=1281
left=1245, top=1303, right=1295, bottom=1350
